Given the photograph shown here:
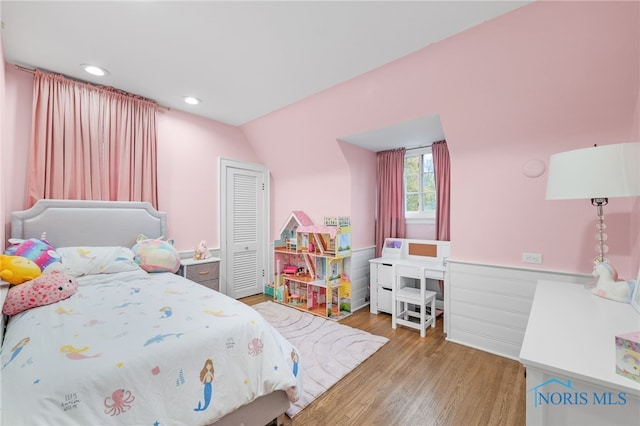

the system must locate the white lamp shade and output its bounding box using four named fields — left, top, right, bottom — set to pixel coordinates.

left=546, top=142, right=640, bottom=200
